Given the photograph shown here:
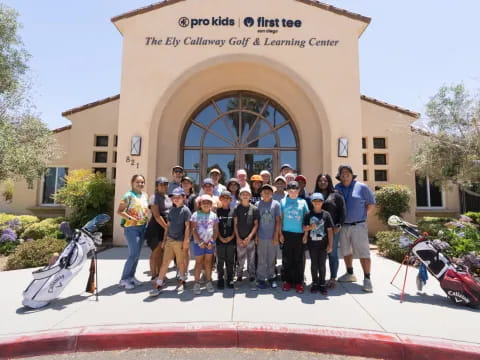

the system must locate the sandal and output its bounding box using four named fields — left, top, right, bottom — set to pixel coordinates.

left=327, top=279, right=336, bottom=289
